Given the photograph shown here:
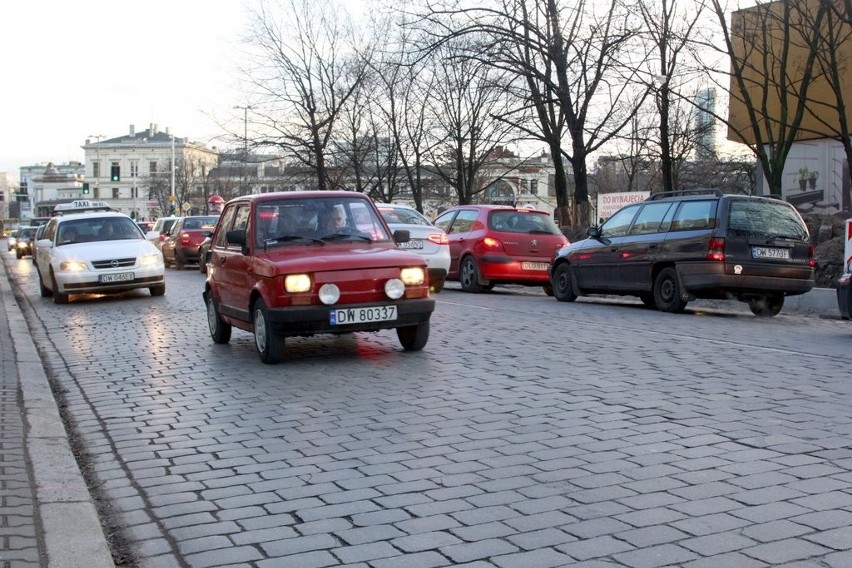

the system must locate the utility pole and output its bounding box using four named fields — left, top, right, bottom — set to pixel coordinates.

left=233, top=105, right=250, bottom=193
left=88, top=134, right=104, bottom=198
